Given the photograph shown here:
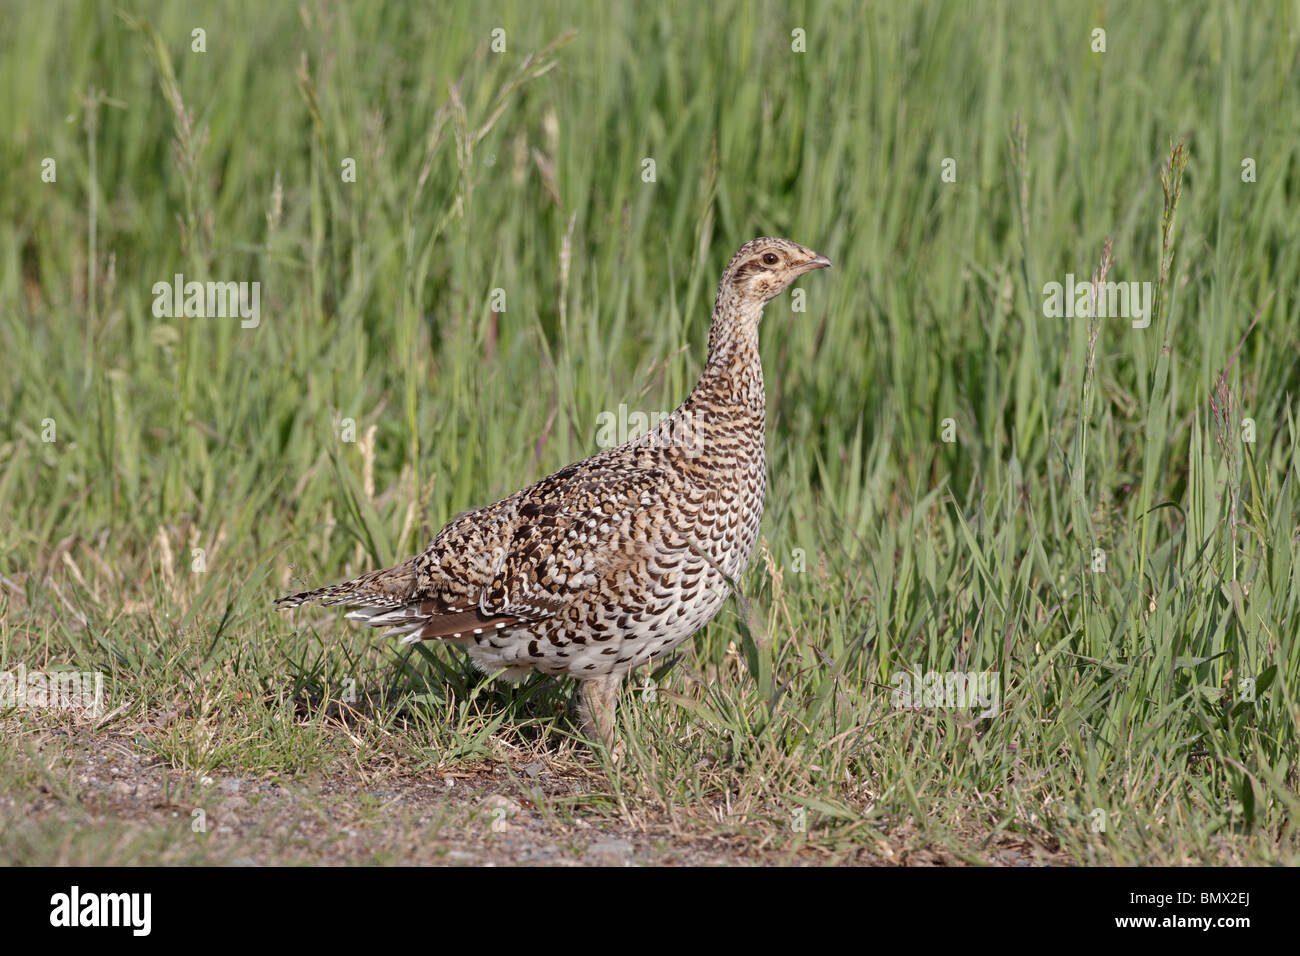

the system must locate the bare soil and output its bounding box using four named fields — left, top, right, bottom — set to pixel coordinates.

left=2, top=721, right=1063, bottom=866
